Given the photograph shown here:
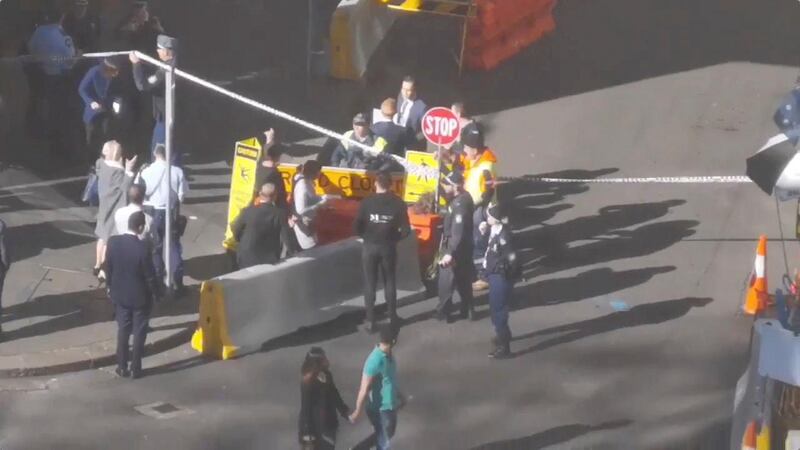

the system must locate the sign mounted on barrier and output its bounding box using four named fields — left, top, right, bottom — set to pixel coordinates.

left=223, top=138, right=262, bottom=250
left=277, top=164, right=405, bottom=200
left=403, top=150, right=439, bottom=203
